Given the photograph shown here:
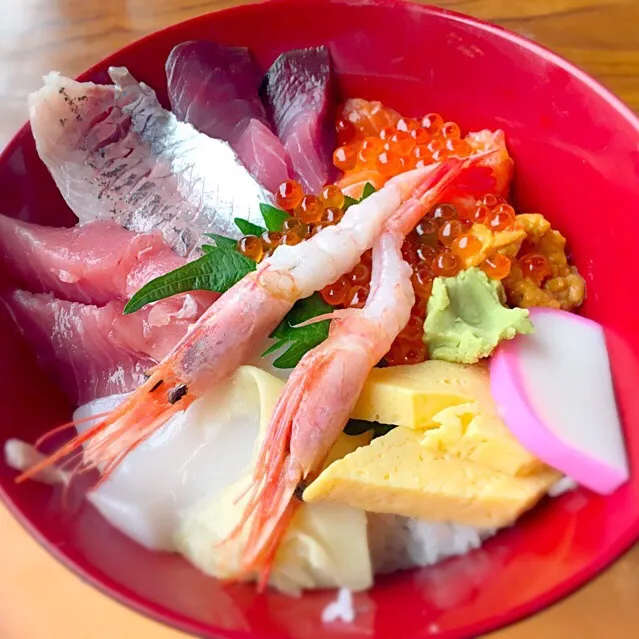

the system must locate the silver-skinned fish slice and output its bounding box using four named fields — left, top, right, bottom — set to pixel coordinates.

left=29, top=67, right=271, bottom=256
